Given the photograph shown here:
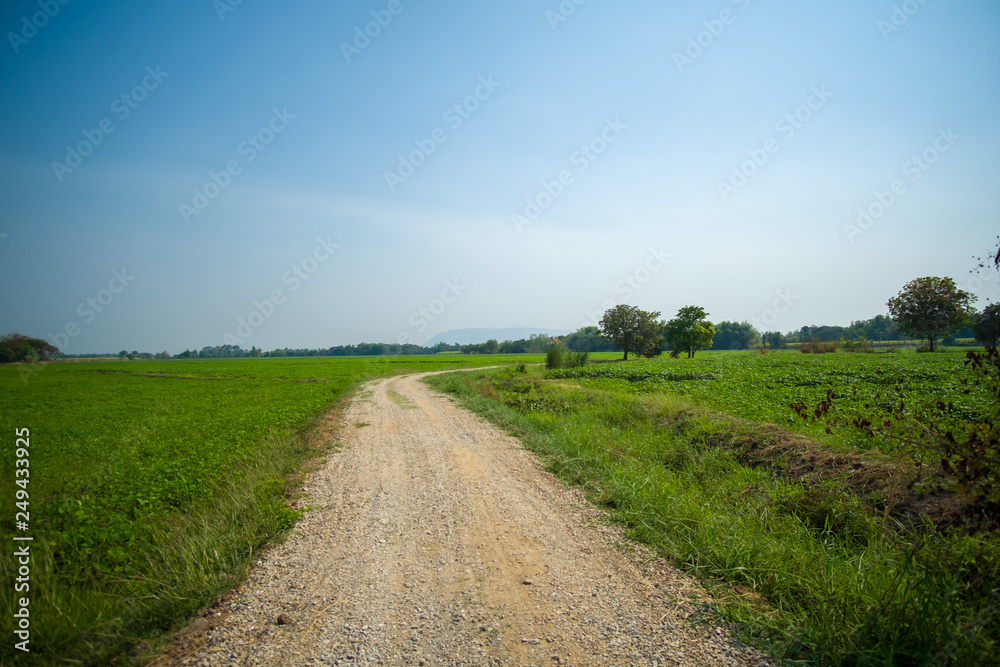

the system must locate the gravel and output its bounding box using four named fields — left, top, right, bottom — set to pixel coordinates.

left=166, top=372, right=774, bottom=666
